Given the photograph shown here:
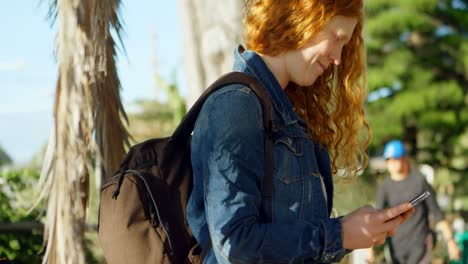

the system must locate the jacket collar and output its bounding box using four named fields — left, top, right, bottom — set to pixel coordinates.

left=233, top=45, right=301, bottom=126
